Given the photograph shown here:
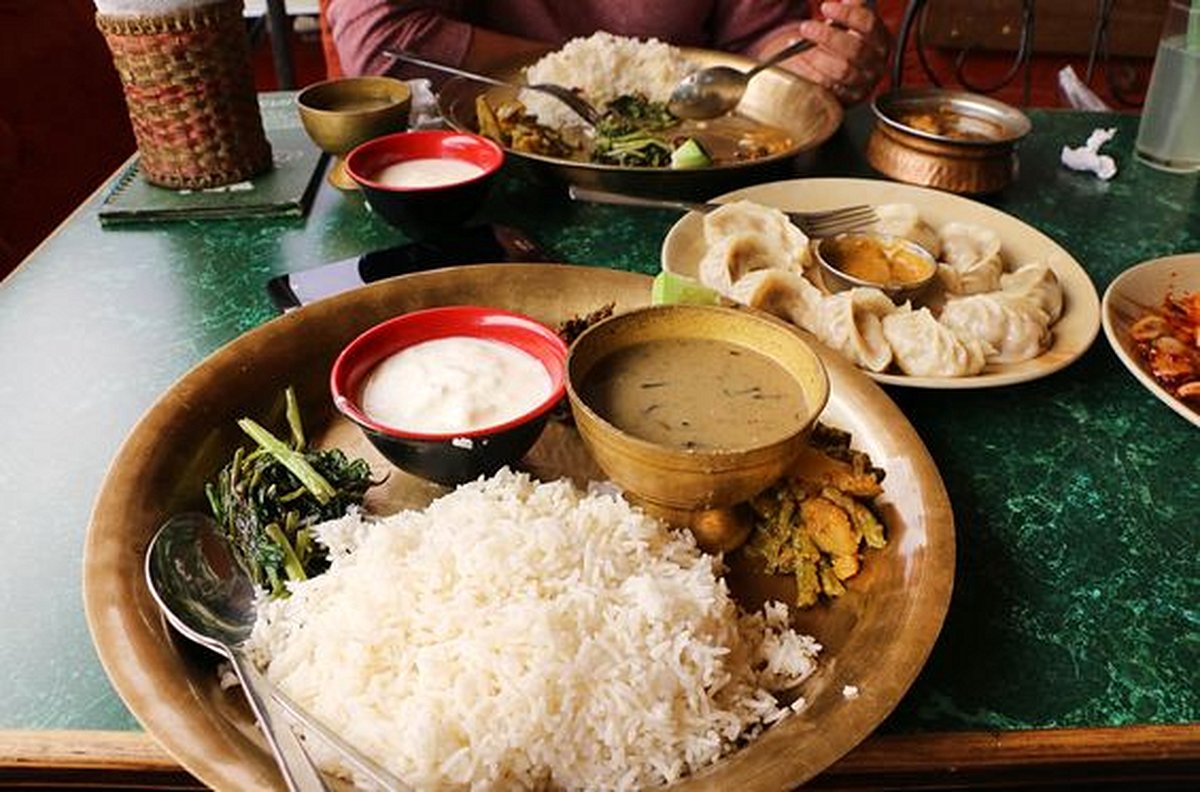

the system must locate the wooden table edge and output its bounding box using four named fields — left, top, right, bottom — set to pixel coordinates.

left=1, top=724, right=1197, bottom=789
